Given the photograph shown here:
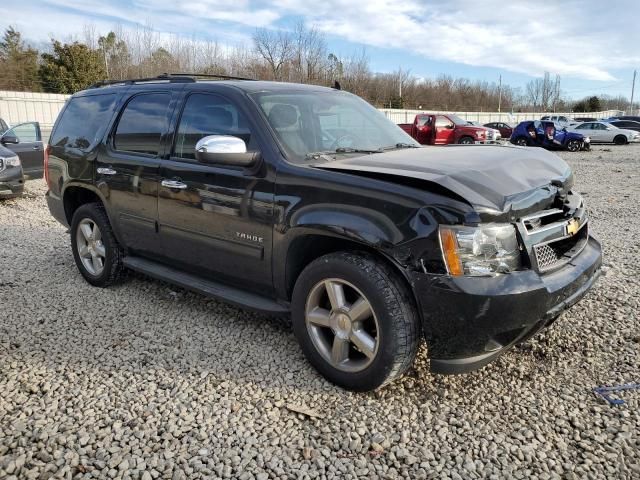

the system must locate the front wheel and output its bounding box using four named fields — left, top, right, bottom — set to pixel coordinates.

left=566, top=140, right=581, bottom=152
left=614, top=135, right=628, bottom=145
left=514, top=137, right=529, bottom=147
left=70, top=203, right=125, bottom=287
left=458, top=136, right=474, bottom=144
left=292, top=252, right=420, bottom=391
